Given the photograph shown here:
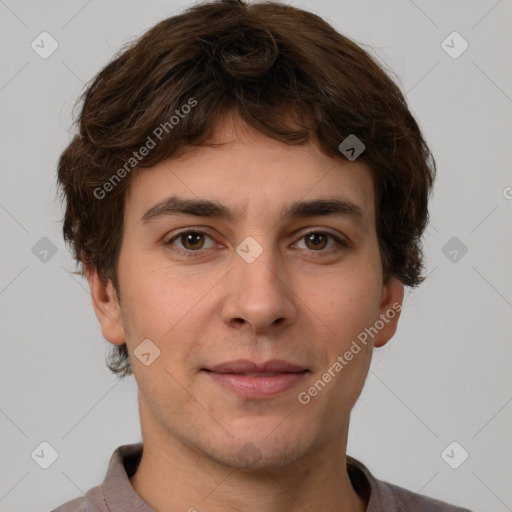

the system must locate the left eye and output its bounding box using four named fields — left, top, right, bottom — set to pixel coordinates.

left=294, top=231, right=344, bottom=251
